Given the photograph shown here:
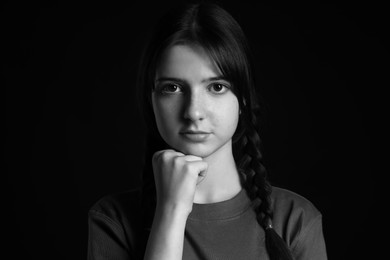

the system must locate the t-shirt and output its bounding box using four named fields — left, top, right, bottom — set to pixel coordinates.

left=87, top=187, right=327, bottom=260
